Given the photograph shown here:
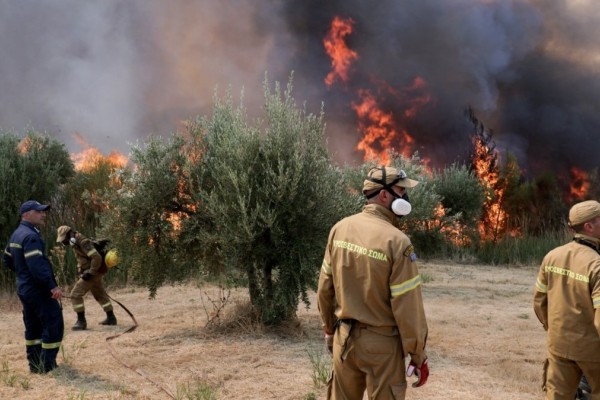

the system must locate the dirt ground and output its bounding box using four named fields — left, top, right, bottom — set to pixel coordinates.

left=0, top=261, right=548, bottom=399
